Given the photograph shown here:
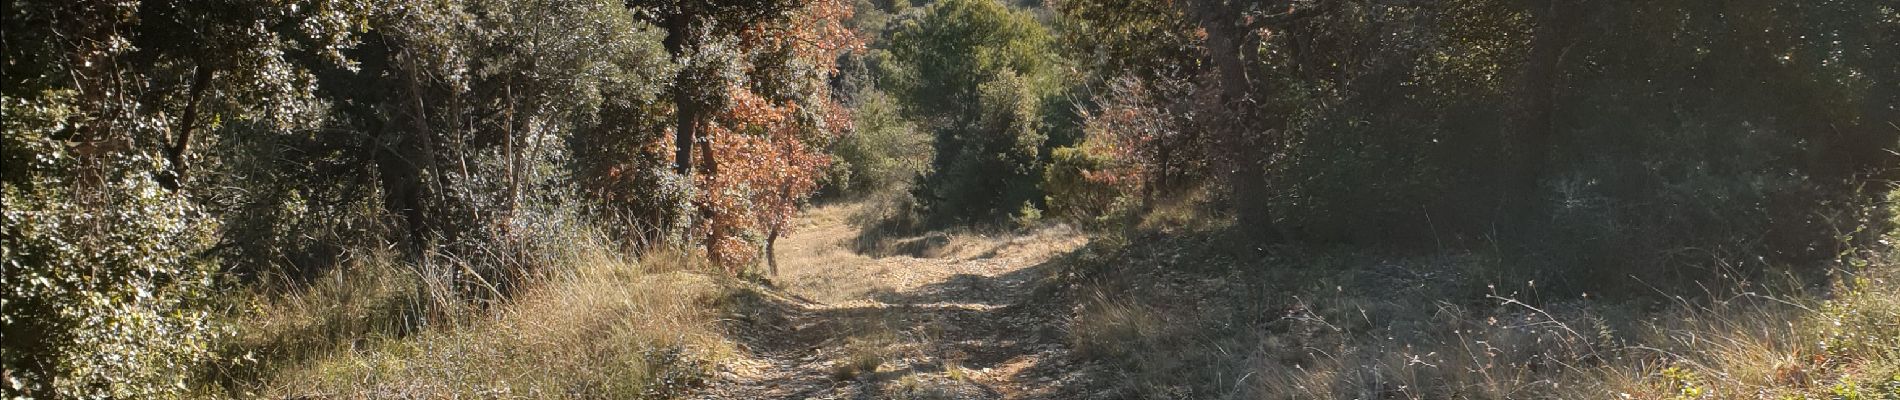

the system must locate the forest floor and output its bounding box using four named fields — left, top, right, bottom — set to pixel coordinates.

left=692, top=202, right=1101, bottom=399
